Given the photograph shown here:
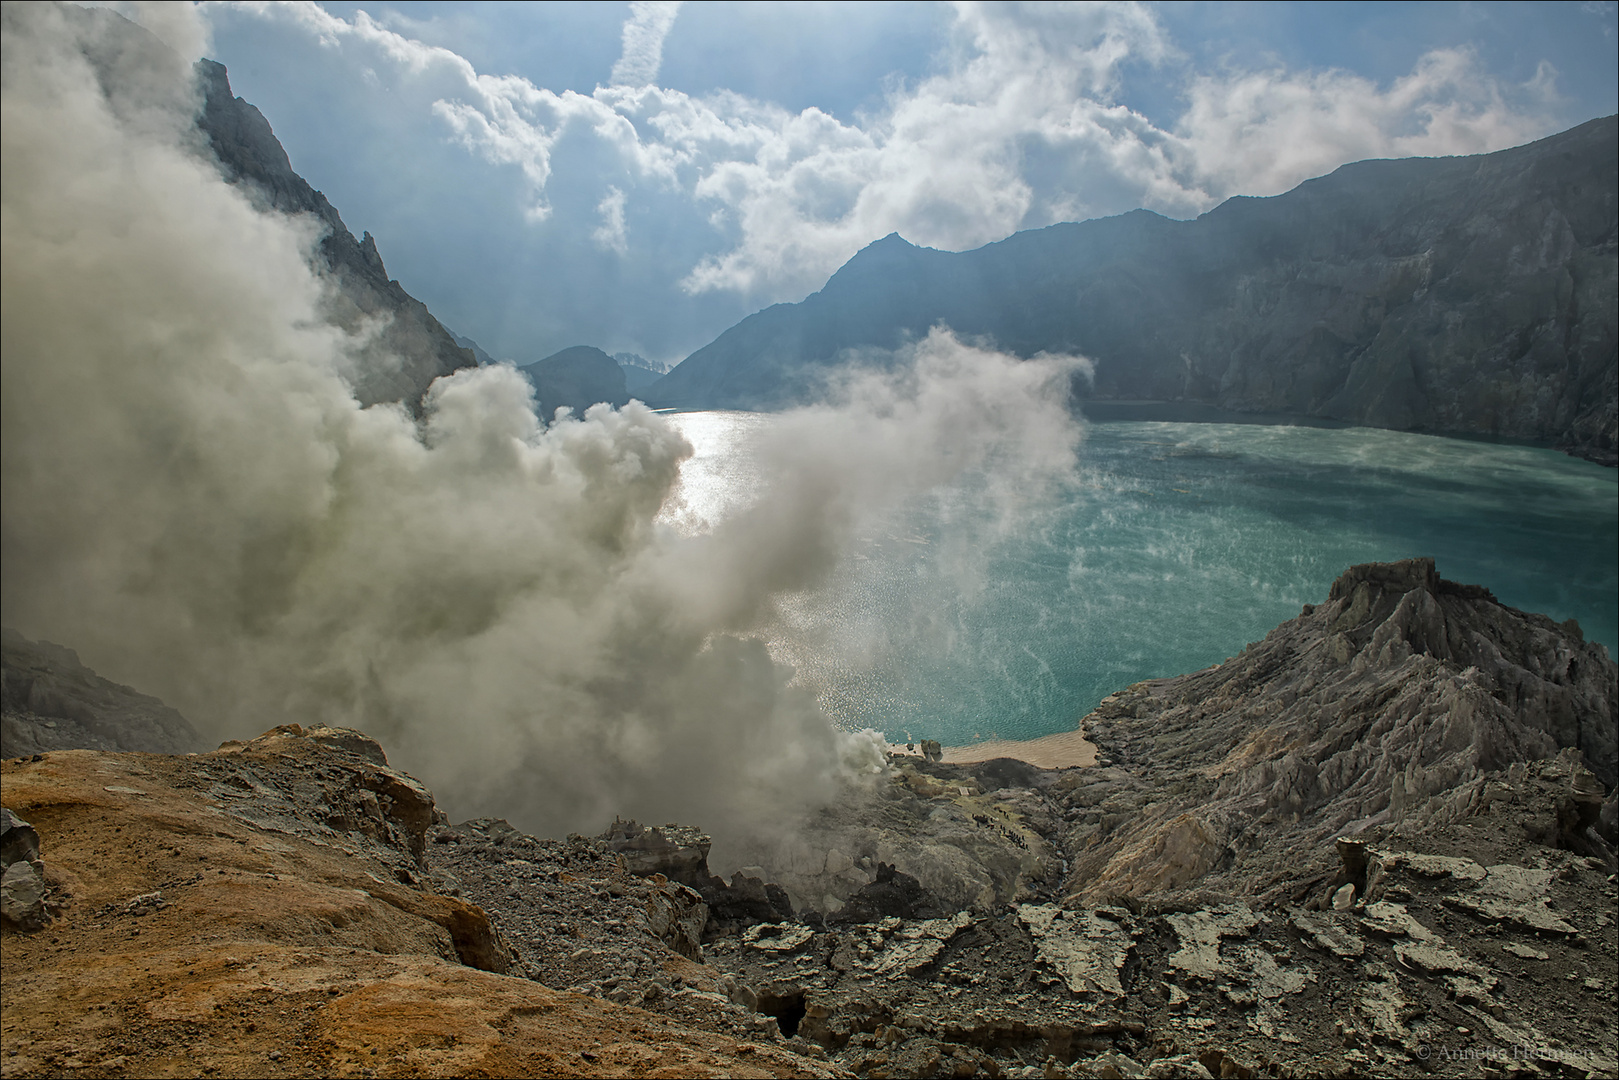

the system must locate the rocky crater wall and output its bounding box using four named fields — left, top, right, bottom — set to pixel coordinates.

left=5, top=560, right=1616, bottom=1077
